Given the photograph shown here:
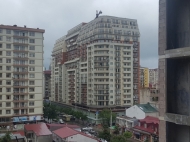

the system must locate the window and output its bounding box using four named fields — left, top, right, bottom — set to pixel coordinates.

left=6, top=66, right=11, bottom=71
left=0, top=36, right=2, bottom=41
left=6, top=95, right=11, bottom=100
left=29, top=46, right=35, bottom=50
left=29, top=60, right=35, bottom=64
left=6, top=44, right=11, bottom=49
left=0, top=88, right=2, bottom=92
left=0, top=66, right=2, bottom=70
left=29, top=39, right=35, bottom=43
left=6, top=73, right=11, bottom=78
left=29, top=95, right=34, bottom=99
left=29, top=67, right=35, bottom=71
left=6, top=81, right=11, bottom=85
left=29, top=88, right=34, bottom=92
left=6, top=59, right=11, bottom=63
left=6, top=102, right=11, bottom=107
left=6, top=30, right=11, bottom=34
left=29, top=32, right=35, bottom=36
left=6, top=88, right=11, bottom=93
left=29, top=74, right=35, bottom=78
left=0, top=58, right=2, bottom=63
left=29, top=81, right=34, bottom=85
left=0, top=110, right=2, bottom=114
left=0, top=96, right=2, bottom=100
left=0, top=44, right=2, bottom=48
left=29, top=109, right=34, bottom=113
left=29, top=53, right=35, bottom=57
left=6, top=37, right=11, bottom=42
left=29, top=101, right=34, bottom=106
left=6, top=51, right=11, bottom=56
left=0, top=29, right=2, bottom=33
left=6, top=110, right=11, bottom=114
left=0, top=51, right=2, bottom=55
